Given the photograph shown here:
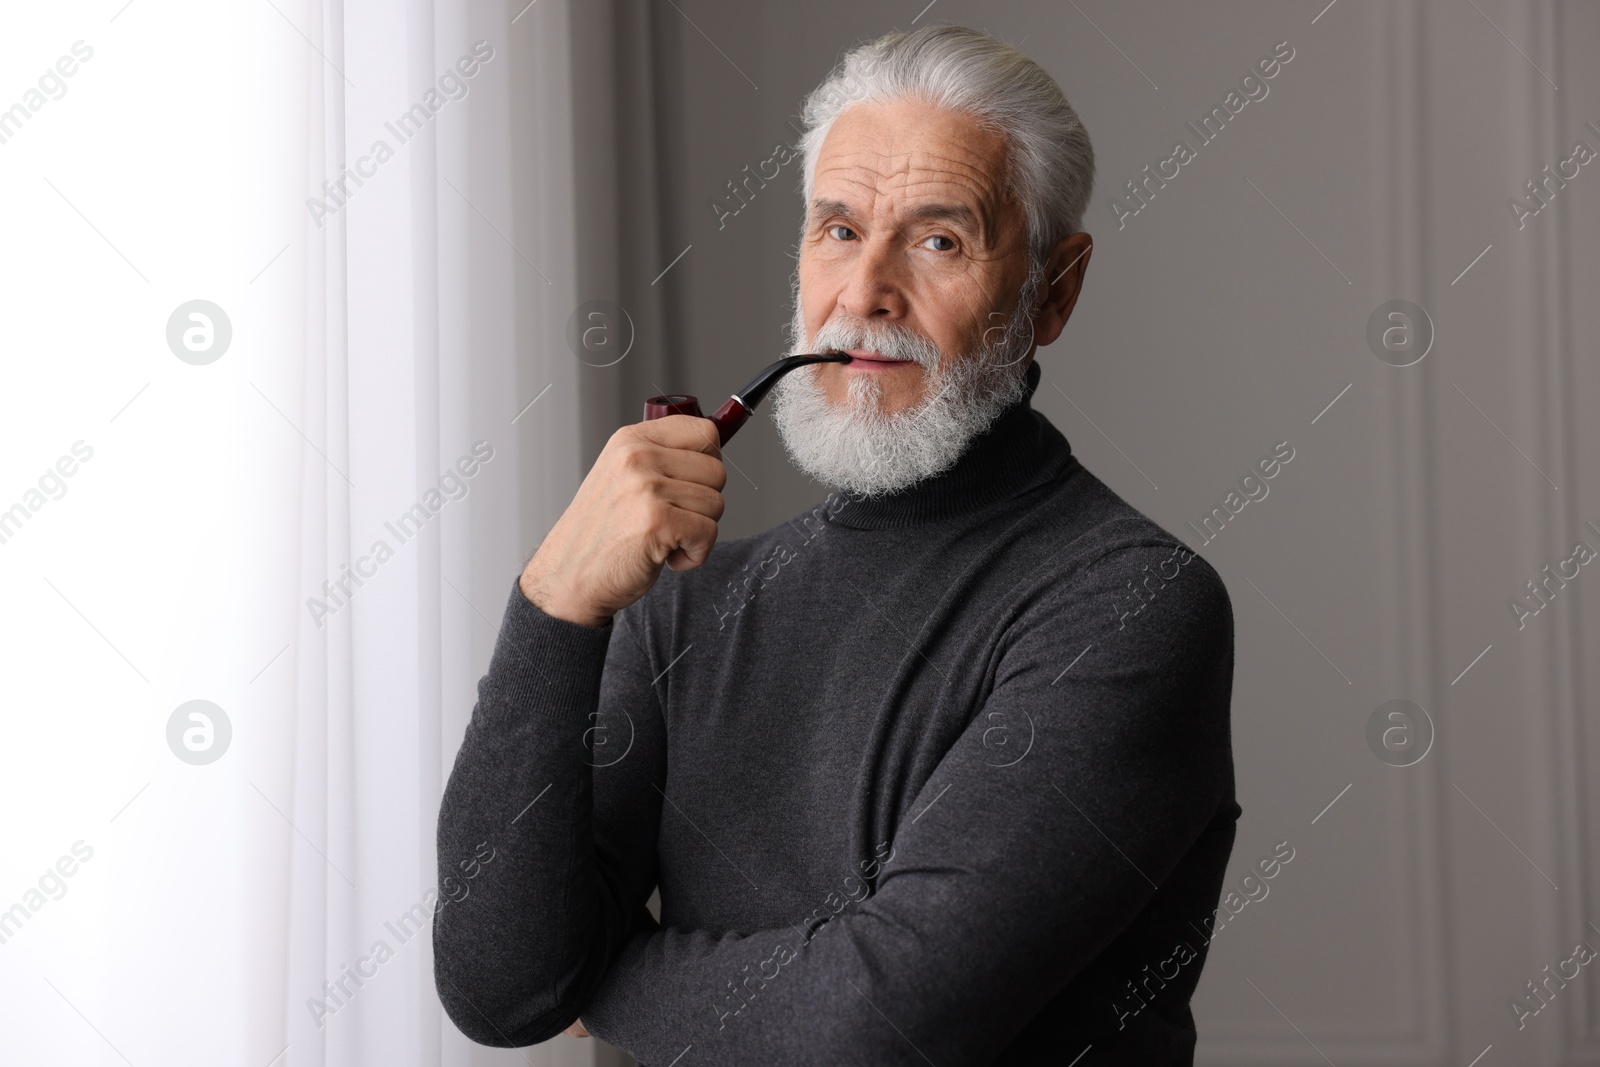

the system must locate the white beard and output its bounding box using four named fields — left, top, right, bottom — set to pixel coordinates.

left=769, top=279, right=1040, bottom=499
